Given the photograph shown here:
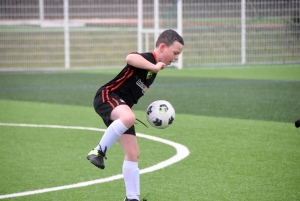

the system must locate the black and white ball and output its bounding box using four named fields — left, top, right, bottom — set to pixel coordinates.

left=146, top=100, right=175, bottom=129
